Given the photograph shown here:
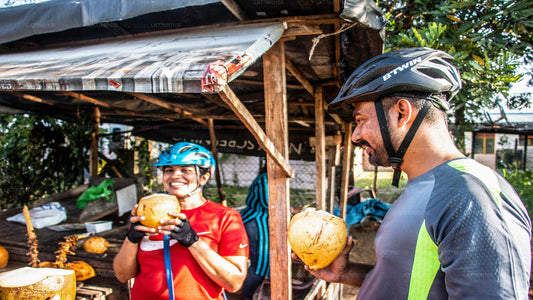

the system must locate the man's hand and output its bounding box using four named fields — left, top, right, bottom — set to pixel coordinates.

left=292, top=236, right=354, bottom=283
